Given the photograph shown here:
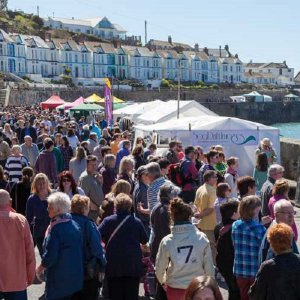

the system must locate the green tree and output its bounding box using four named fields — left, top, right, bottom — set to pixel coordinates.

left=161, top=78, right=170, bottom=88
